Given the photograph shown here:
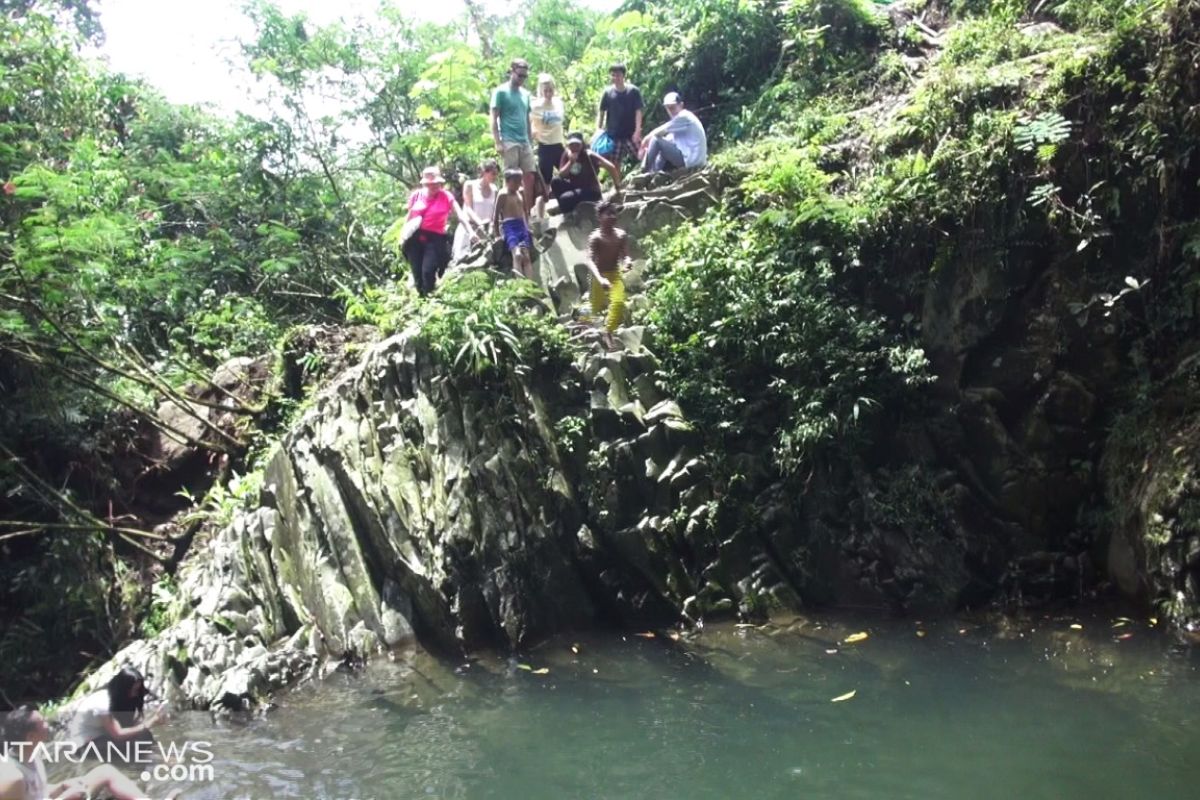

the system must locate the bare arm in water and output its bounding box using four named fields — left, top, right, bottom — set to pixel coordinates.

left=100, top=705, right=165, bottom=741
